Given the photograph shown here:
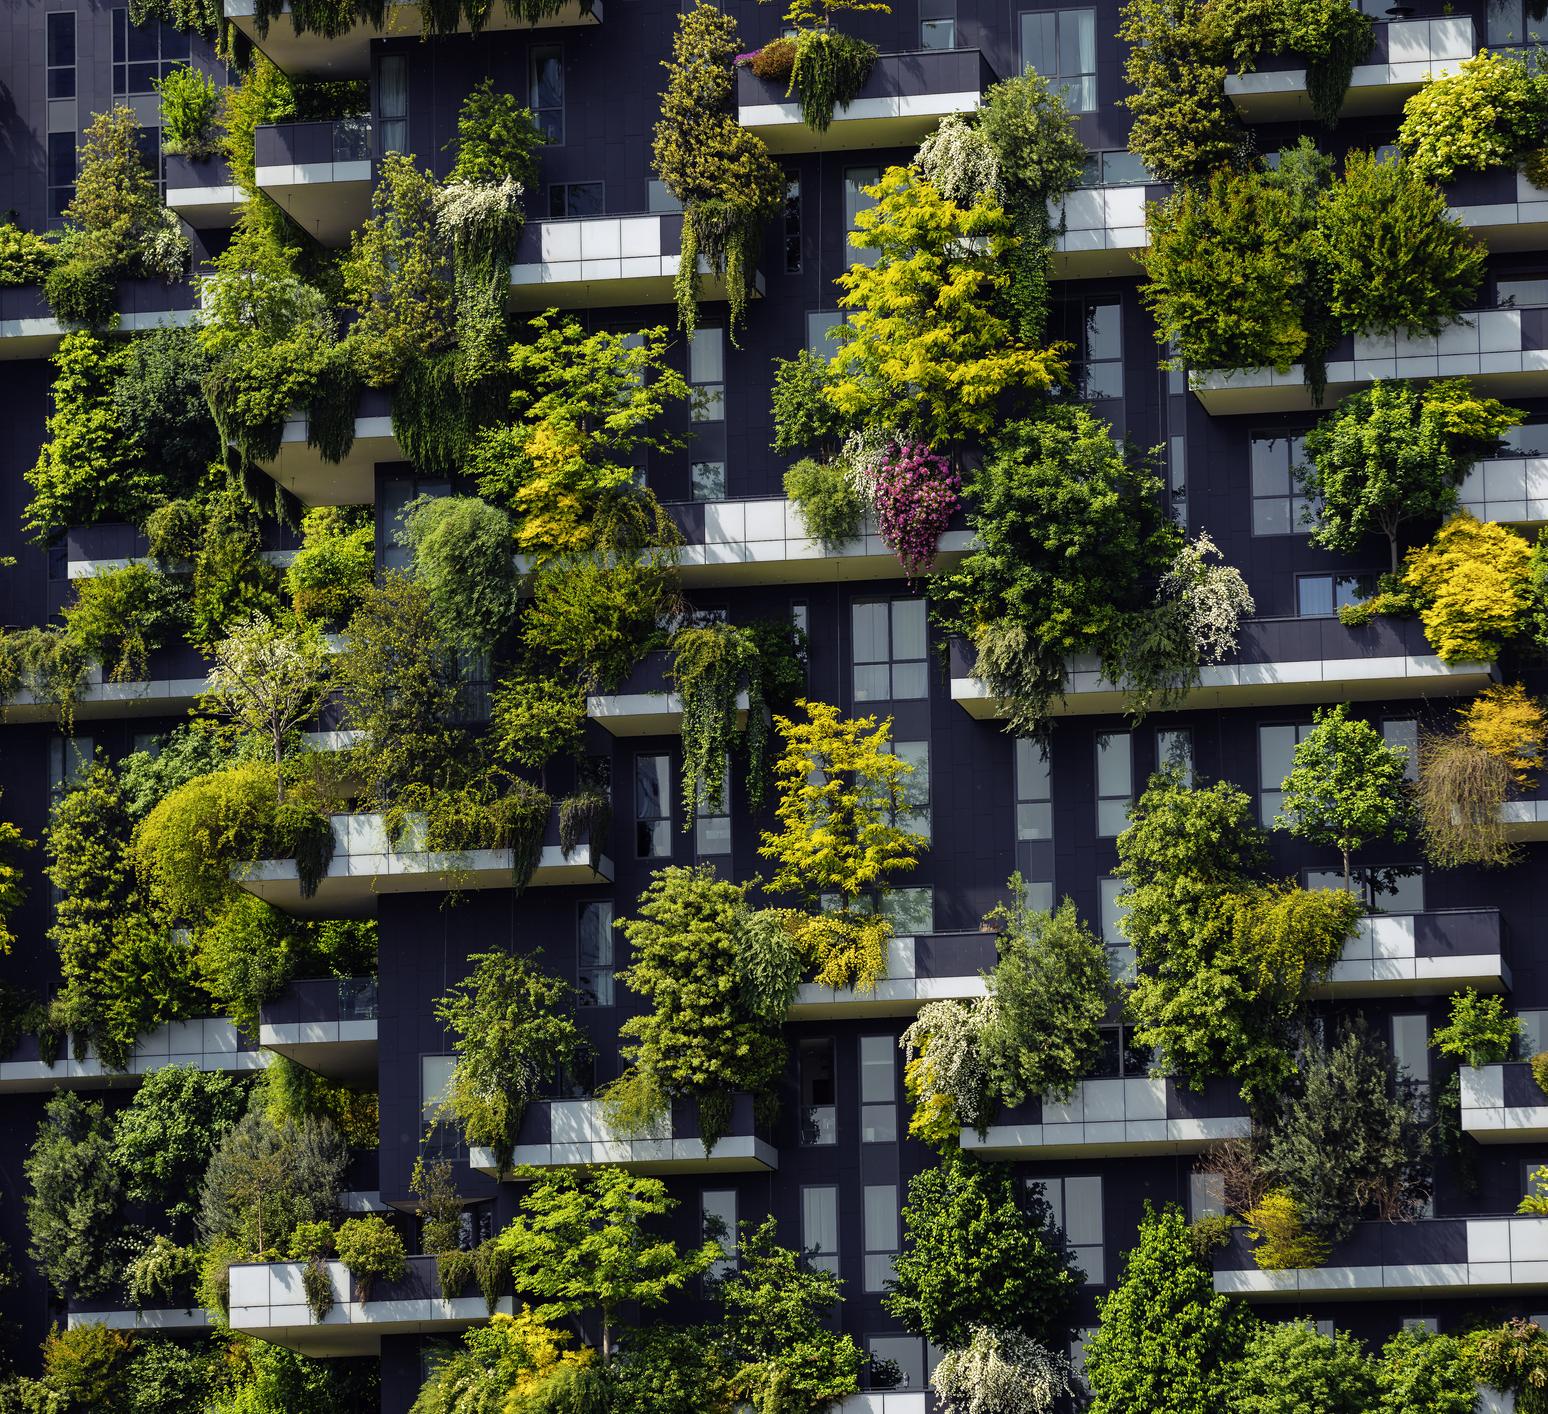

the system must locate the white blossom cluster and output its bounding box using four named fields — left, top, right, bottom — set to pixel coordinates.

left=899, top=998, right=995, bottom=1131
left=1164, top=531, right=1255, bottom=665
left=916, top=113, right=1003, bottom=208
left=435, top=176, right=526, bottom=258
left=932, top=1326, right=1072, bottom=1414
